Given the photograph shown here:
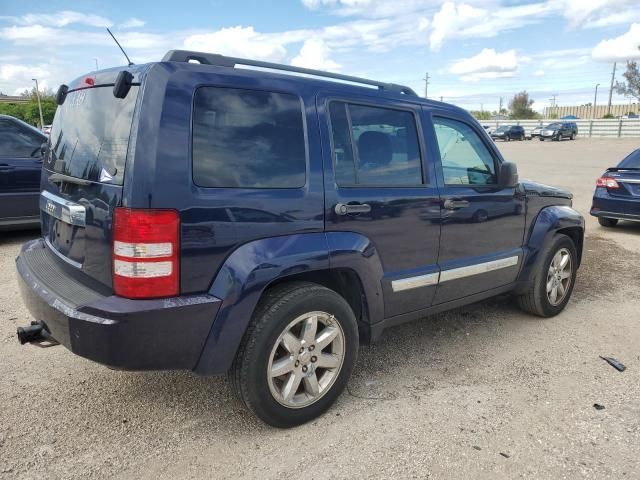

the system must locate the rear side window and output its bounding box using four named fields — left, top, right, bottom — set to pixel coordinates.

left=328, top=101, right=422, bottom=186
left=192, top=87, right=306, bottom=188
left=619, top=149, right=640, bottom=168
